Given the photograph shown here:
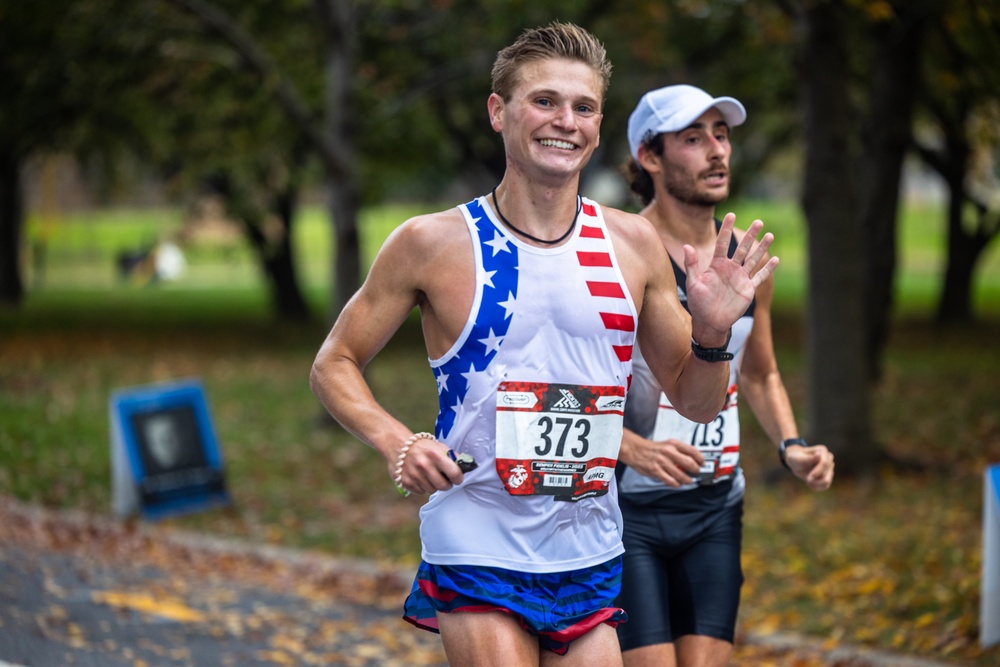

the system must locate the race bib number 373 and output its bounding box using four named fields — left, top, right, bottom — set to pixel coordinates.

left=495, top=381, right=624, bottom=502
